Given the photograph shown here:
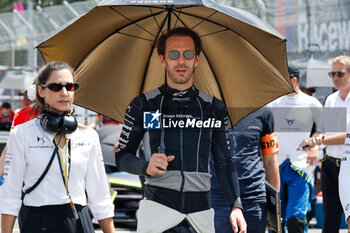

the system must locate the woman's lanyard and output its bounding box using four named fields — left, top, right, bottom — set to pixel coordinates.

left=54, top=137, right=79, bottom=220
